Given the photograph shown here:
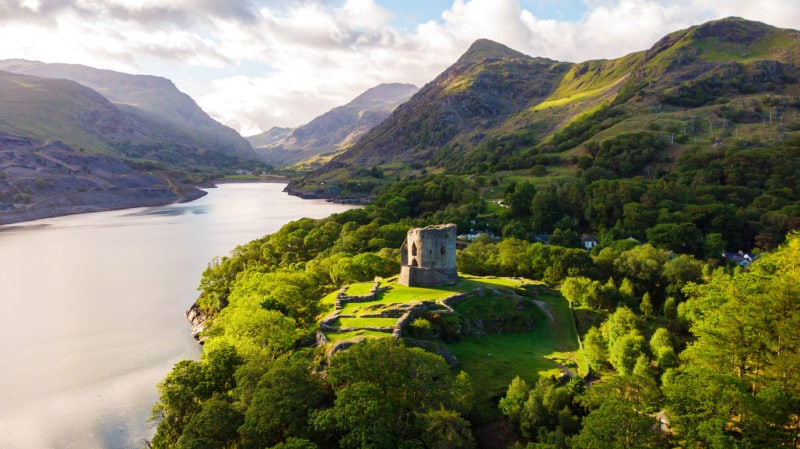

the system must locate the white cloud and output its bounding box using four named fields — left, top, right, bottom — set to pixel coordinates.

left=0, top=0, right=799, bottom=135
